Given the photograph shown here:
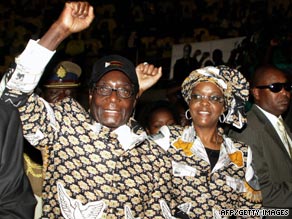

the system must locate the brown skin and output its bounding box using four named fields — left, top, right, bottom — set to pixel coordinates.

left=89, top=71, right=137, bottom=129
left=252, top=67, right=291, bottom=117
left=42, top=87, right=78, bottom=103
left=147, top=108, right=176, bottom=135
left=88, top=63, right=162, bottom=130
left=135, top=64, right=162, bottom=97
left=38, top=2, right=94, bottom=51
left=36, top=1, right=162, bottom=121
left=177, top=106, right=190, bottom=127
left=189, top=82, right=225, bottom=149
